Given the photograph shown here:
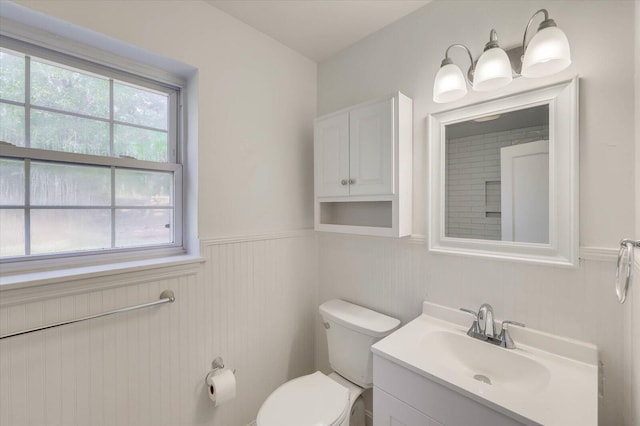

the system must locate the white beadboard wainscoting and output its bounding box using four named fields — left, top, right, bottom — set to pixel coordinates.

left=315, top=233, right=627, bottom=426
left=0, top=231, right=317, bottom=426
